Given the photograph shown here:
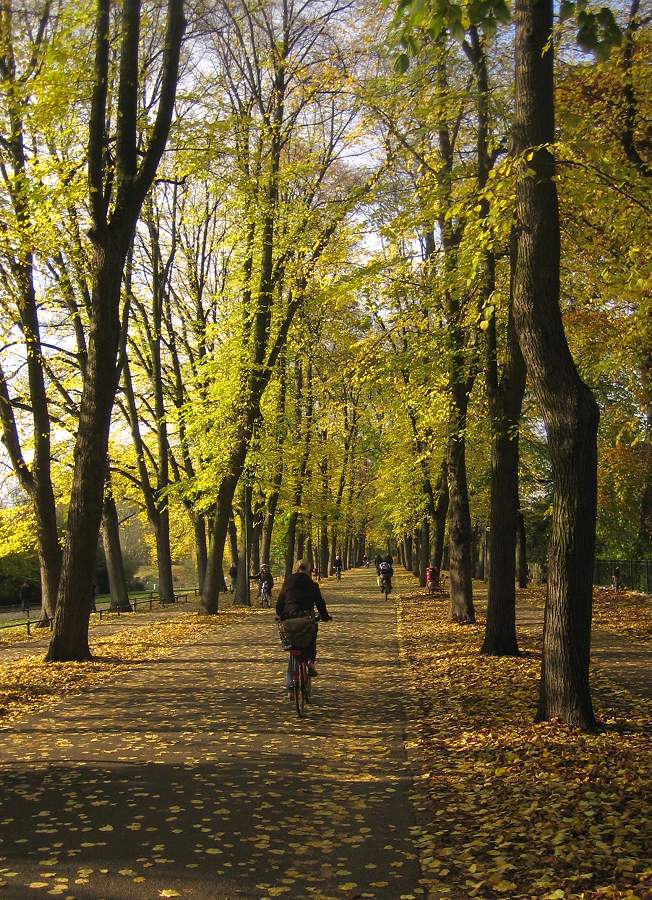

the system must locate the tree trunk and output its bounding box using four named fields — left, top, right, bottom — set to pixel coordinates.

left=431, top=464, right=448, bottom=579
left=306, top=524, right=314, bottom=571
left=447, top=394, right=475, bottom=623
left=228, top=514, right=238, bottom=569
left=35, top=511, right=62, bottom=625
left=328, top=529, right=337, bottom=577
left=102, top=493, right=131, bottom=612
left=320, top=520, right=329, bottom=578
left=412, top=530, right=420, bottom=577
left=513, top=0, right=599, bottom=729
left=419, top=518, right=429, bottom=587
left=285, top=511, right=299, bottom=578
left=516, top=510, right=528, bottom=588
left=194, top=514, right=208, bottom=592
left=404, top=534, right=413, bottom=570
left=482, top=293, right=526, bottom=655
left=155, top=510, right=175, bottom=603
left=47, top=244, right=128, bottom=661
left=482, top=426, right=521, bottom=654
